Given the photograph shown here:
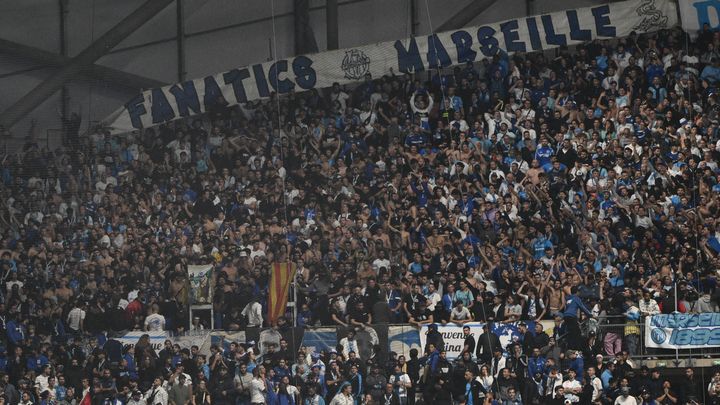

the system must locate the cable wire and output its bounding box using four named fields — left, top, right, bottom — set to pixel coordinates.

left=422, top=0, right=448, bottom=107
left=270, top=0, right=295, bottom=327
